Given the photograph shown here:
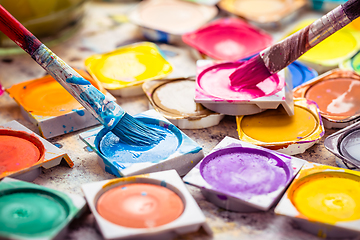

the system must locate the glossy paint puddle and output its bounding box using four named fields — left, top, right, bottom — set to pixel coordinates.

left=96, top=183, right=184, bottom=228
left=0, top=178, right=85, bottom=239
left=182, top=18, right=272, bottom=61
